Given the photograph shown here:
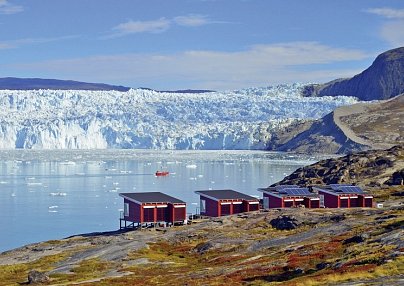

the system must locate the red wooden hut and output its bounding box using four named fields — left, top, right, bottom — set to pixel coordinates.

left=258, top=185, right=320, bottom=208
left=313, top=184, right=373, bottom=208
left=119, top=192, right=186, bottom=228
left=195, top=189, right=259, bottom=217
